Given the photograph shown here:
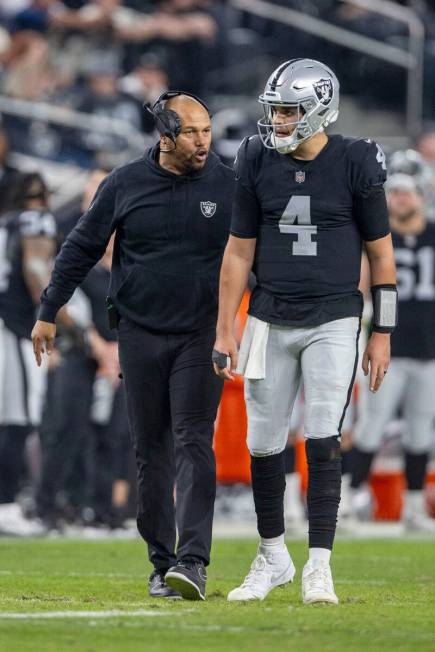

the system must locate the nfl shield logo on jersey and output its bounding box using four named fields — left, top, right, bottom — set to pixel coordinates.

left=200, top=201, right=217, bottom=218
left=295, top=170, right=305, bottom=184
